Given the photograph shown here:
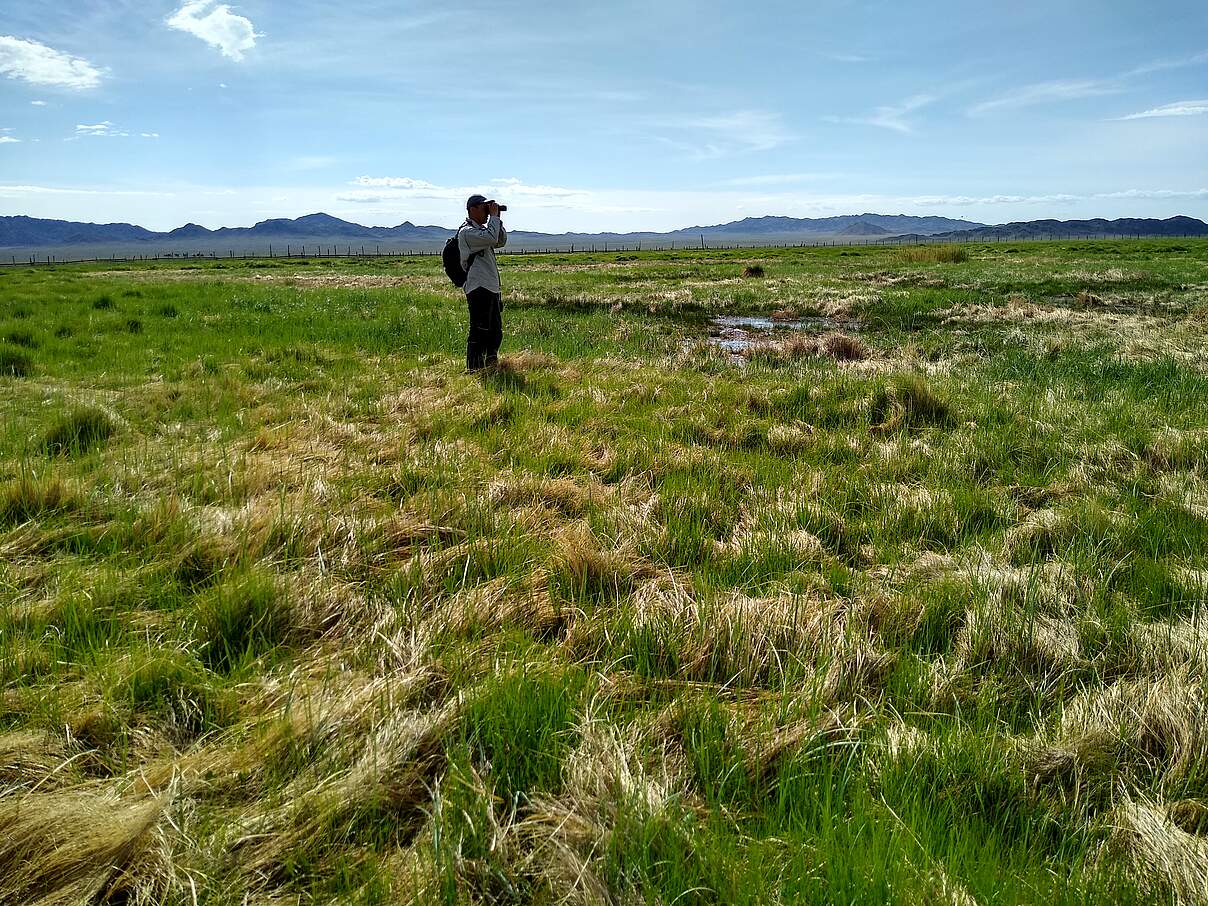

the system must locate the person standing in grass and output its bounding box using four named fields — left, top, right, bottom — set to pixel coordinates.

left=458, top=194, right=508, bottom=370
